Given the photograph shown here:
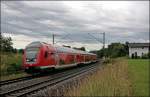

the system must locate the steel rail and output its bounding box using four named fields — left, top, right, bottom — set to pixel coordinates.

left=0, top=63, right=91, bottom=86
left=0, top=75, right=34, bottom=86
left=13, top=64, right=97, bottom=97
left=1, top=63, right=99, bottom=97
